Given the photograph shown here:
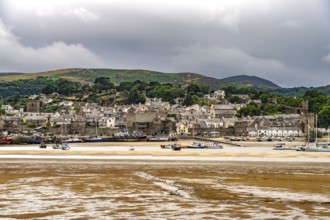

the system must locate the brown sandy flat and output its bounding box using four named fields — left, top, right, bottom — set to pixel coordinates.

left=0, top=160, right=329, bottom=219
